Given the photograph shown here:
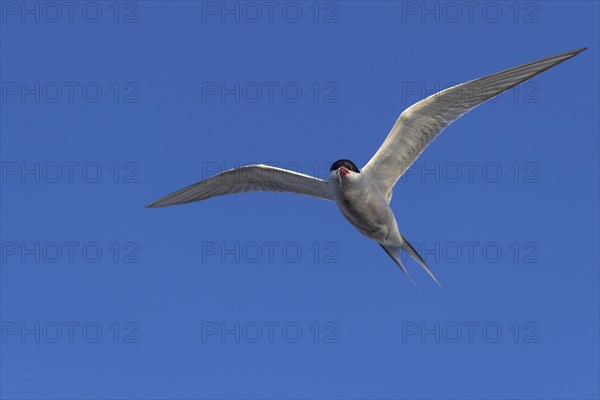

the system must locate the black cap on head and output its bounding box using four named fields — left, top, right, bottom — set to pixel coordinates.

left=330, top=159, right=360, bottom=173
